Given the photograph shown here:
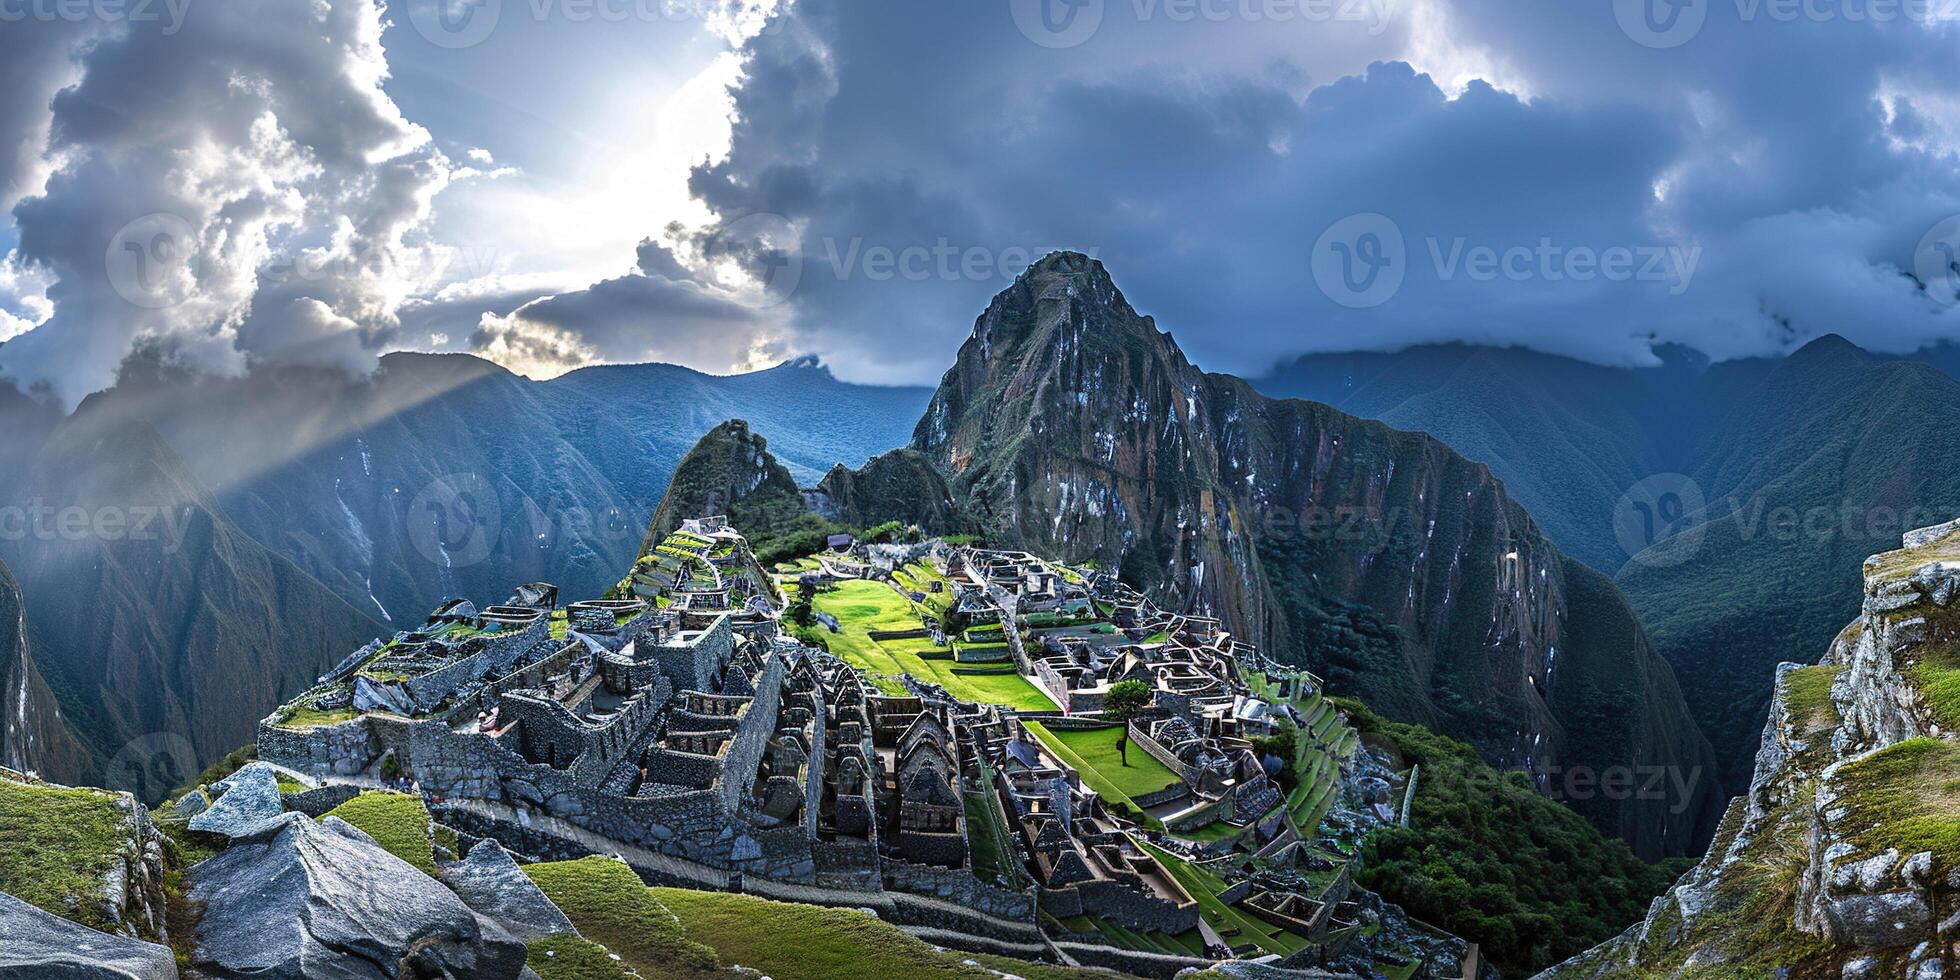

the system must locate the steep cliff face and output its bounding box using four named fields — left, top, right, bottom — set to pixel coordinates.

left=912, top=251, right=1721, bottom=857
left=803, top=448, right=967, bottom=532
left=3, top=405, right=382, bottom=796
left=0, top=560, right=86, bottom=780
left=1550, top=517, right=1960, bottom=978
left=640, top=419, right=809, bottom=551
